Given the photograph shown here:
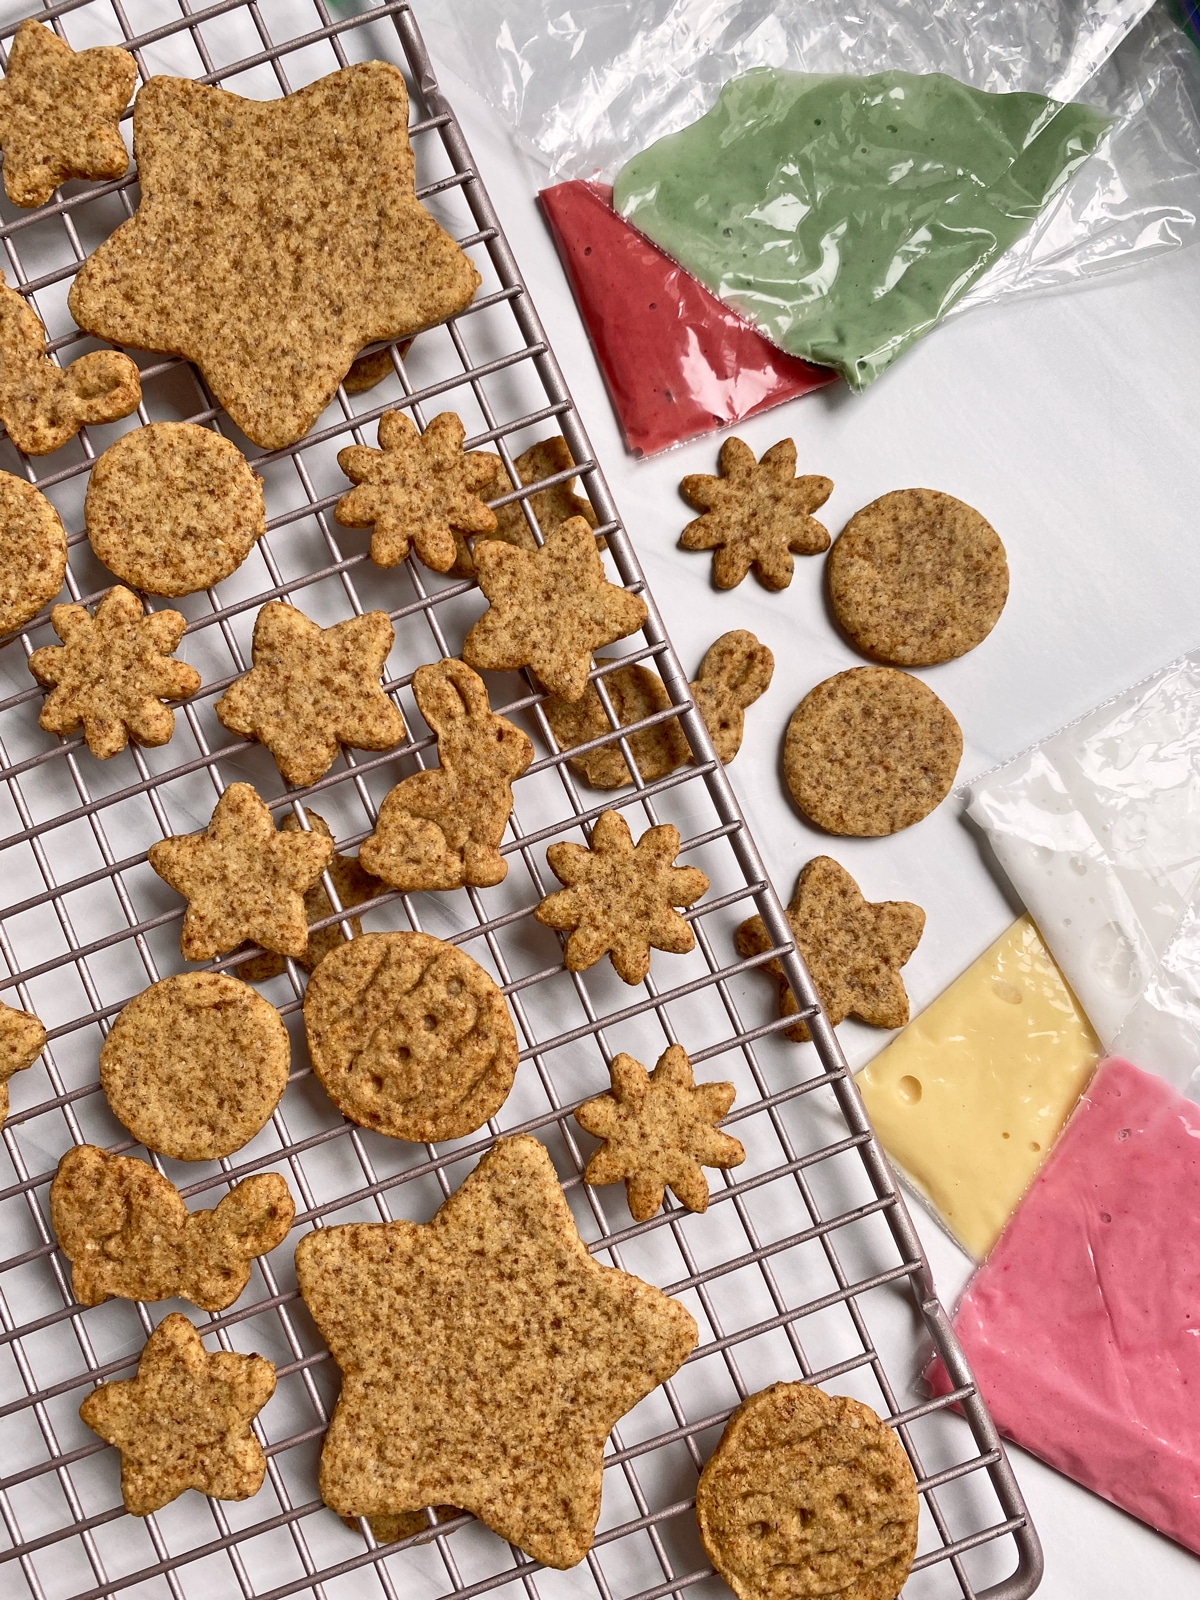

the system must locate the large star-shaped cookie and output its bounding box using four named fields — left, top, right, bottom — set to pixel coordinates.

left=535, top=809, right=709, bottom=984
left=0, top=998, right=45, bottom=1125
left=680, top=436, right=832, bottom=590
left=462, top=516, right=647, bottom=701
left=149, top=783, right=334, bottom=961
left=67, top=64, right=480, bottom=449
left=295, top=1134, right=697, bottom=1568
left=734, top=856, right=925, bottom=1043
left=0, top=20, right=136, bottom=208
left=214, top=603, right=406, bottom=787
left=79, top=1313, right=275, bottom=1516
